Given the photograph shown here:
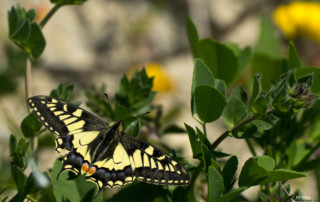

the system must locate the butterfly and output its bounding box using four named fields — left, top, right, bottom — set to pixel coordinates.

left=27, top=95, right=190, bottom=196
